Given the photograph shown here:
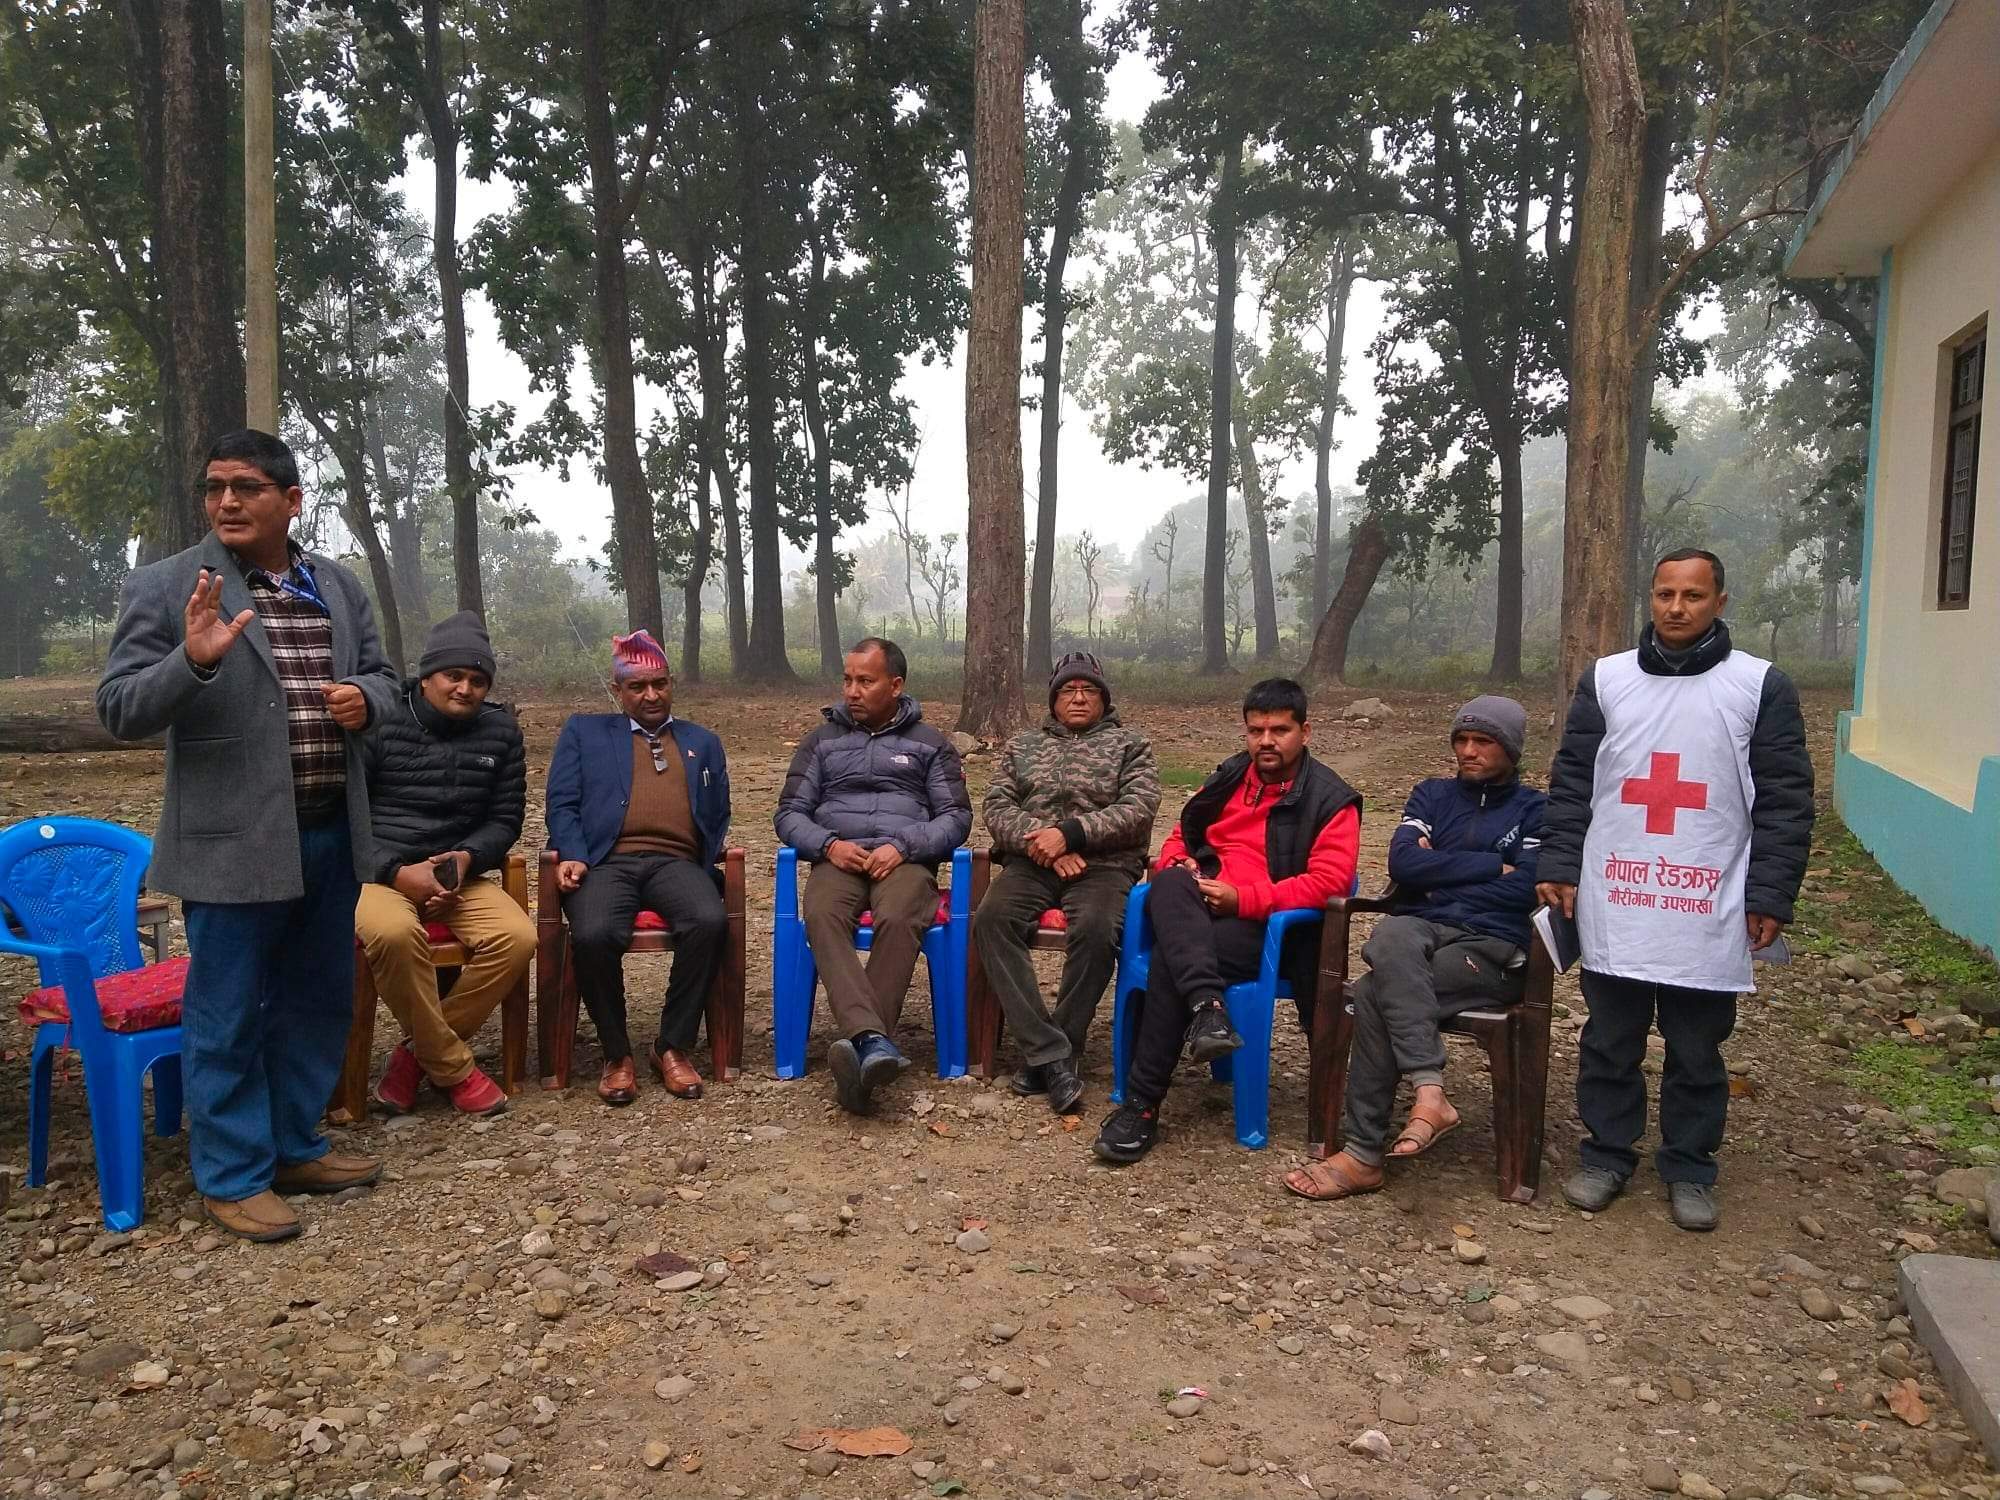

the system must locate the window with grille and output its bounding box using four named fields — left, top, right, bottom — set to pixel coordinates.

left=1939, top=329, right=1983, bottom=609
